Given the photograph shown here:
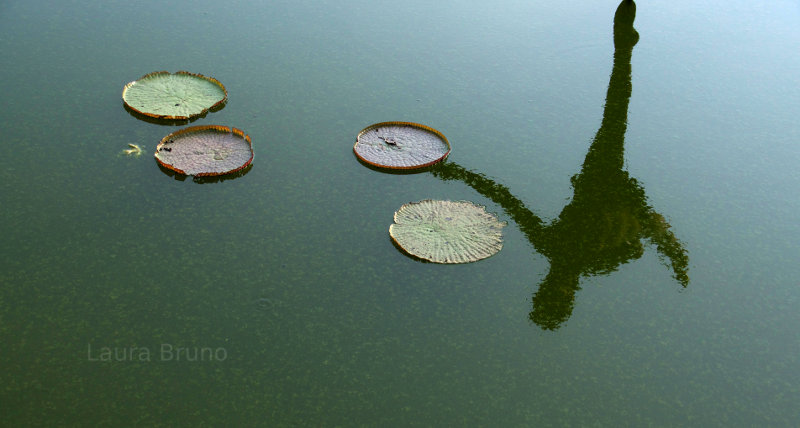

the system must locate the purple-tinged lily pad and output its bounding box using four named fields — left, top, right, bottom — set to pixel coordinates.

left=354, top=122, right=451, bottom=170
left=155, top=125, right=253, bottom=177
